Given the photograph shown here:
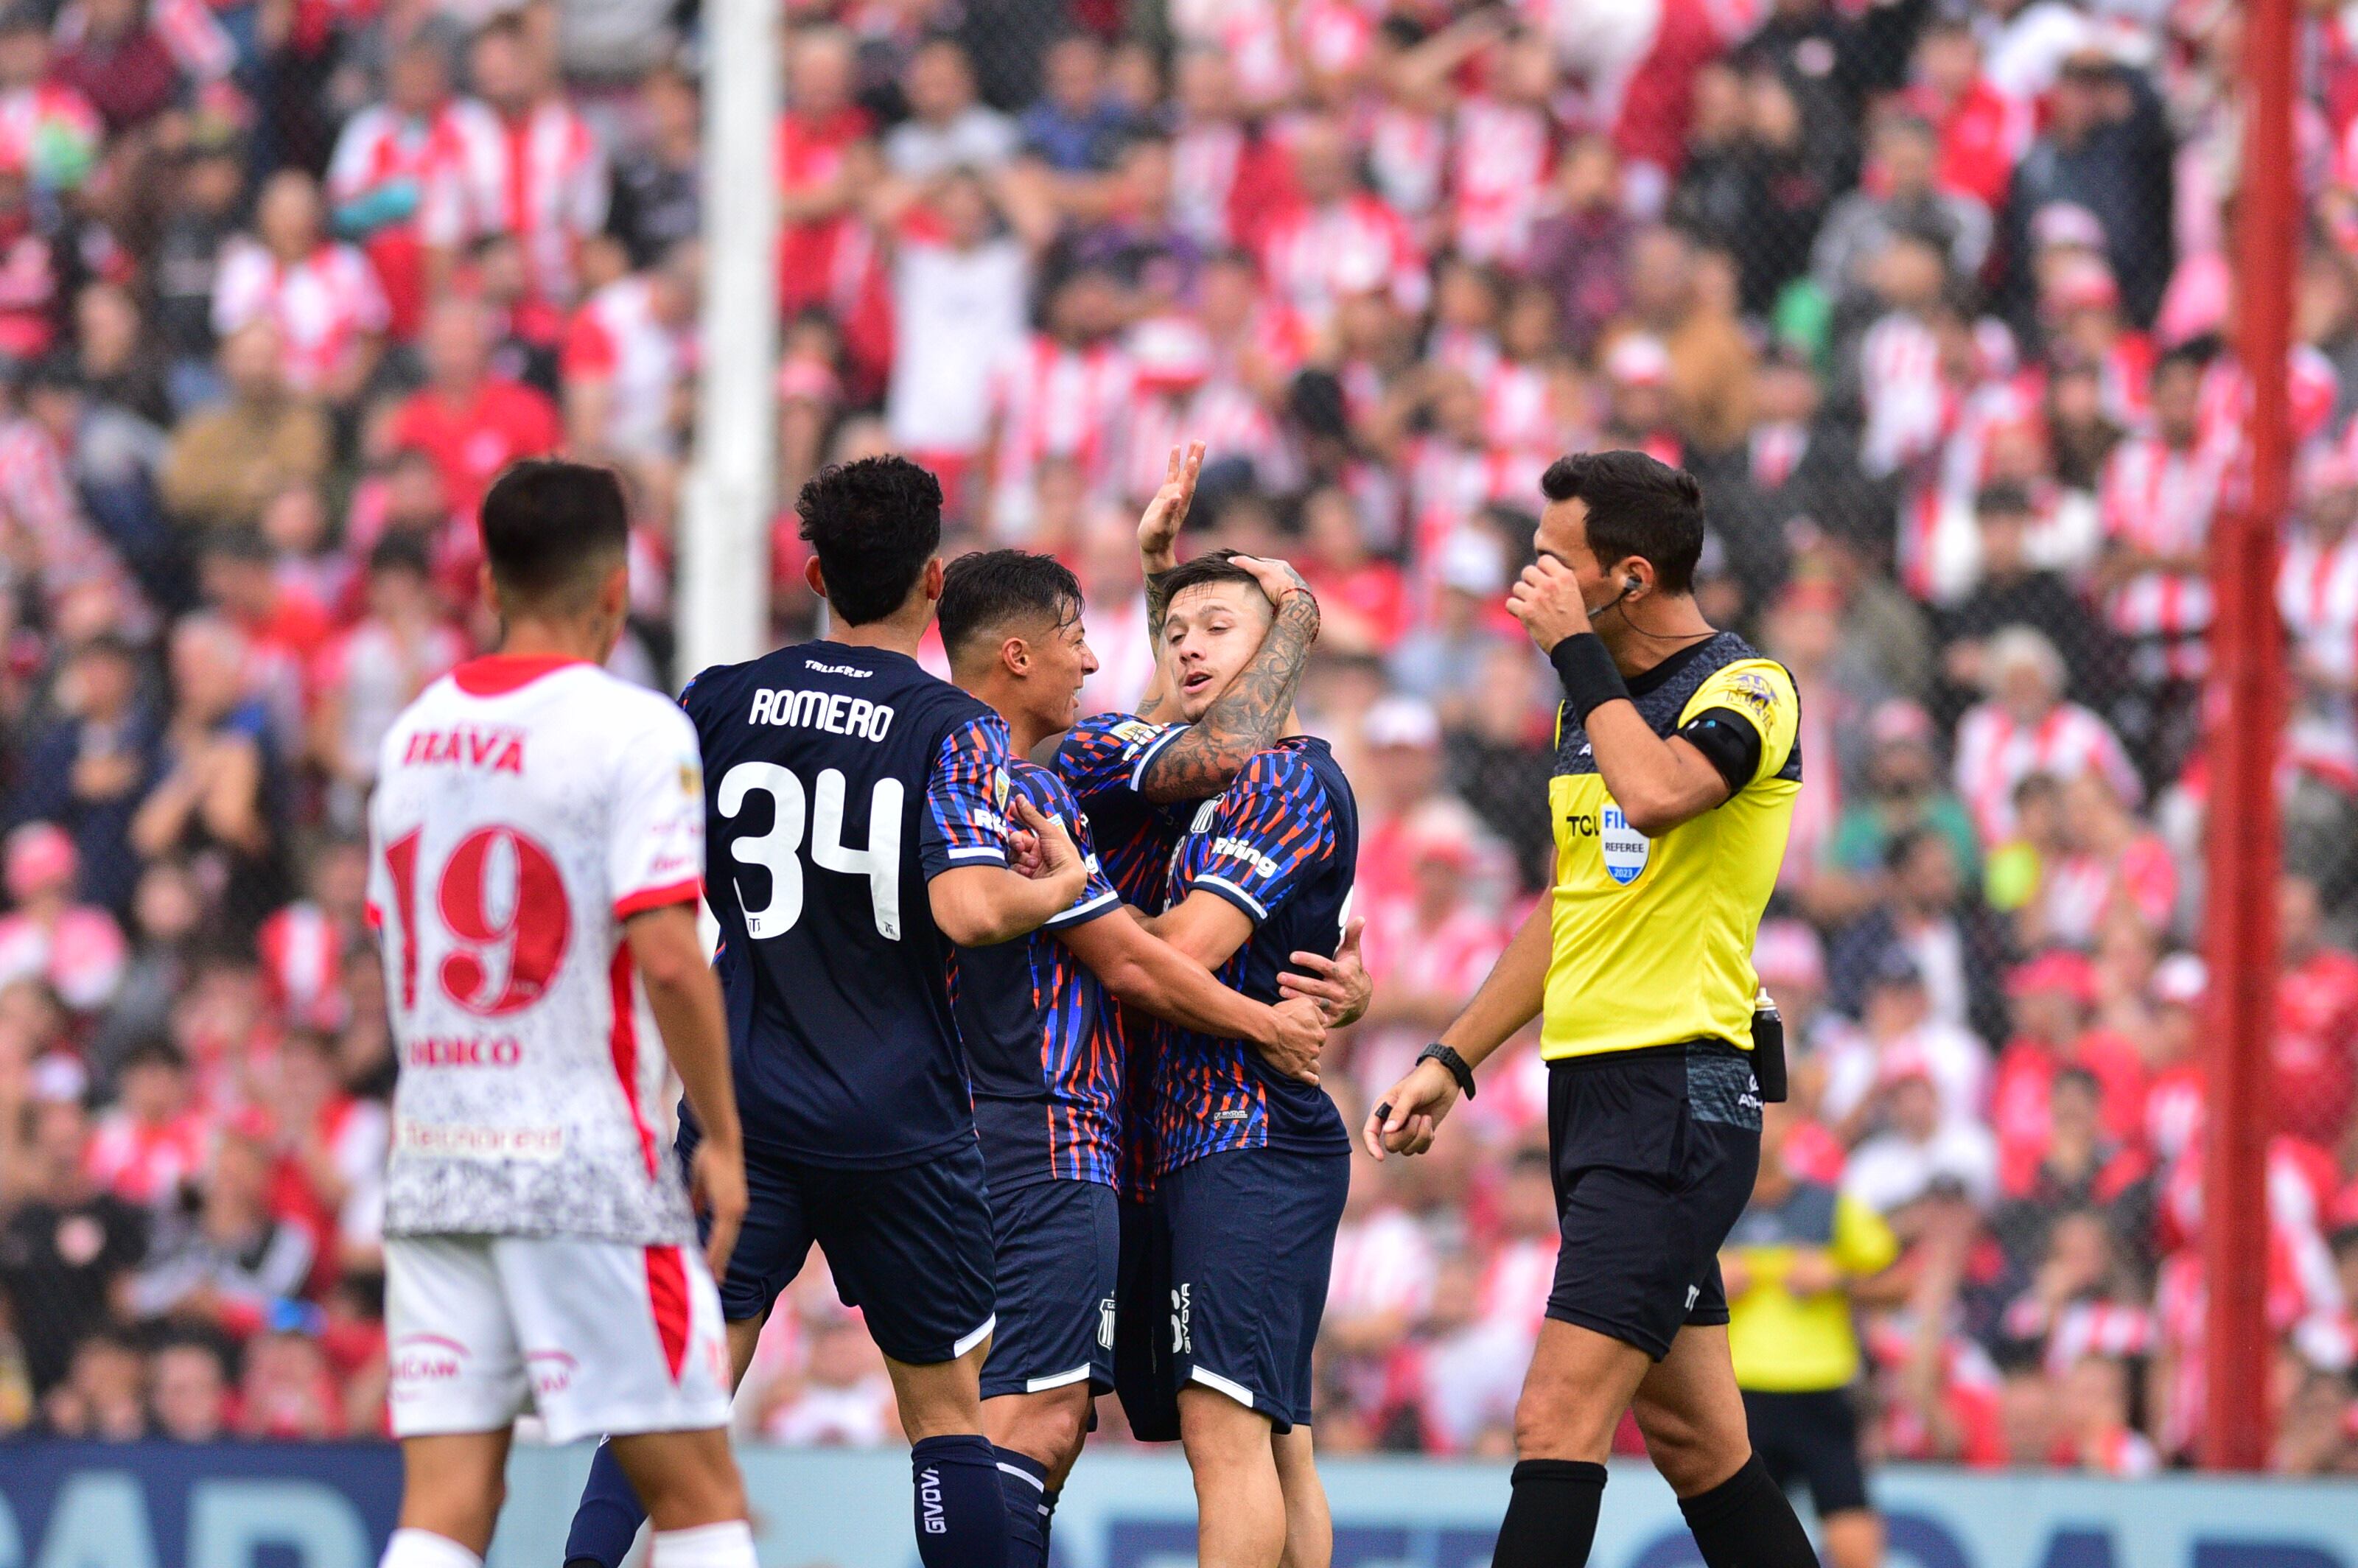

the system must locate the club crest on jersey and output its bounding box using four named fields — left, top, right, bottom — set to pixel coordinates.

left=1189, top=799, right=1219, bottom=835
left=993, top=768, right=1010, bottom=812
left=1111, top=718, right=1161, bottom=747
left=1724, top=671, right=1780, bottom=724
